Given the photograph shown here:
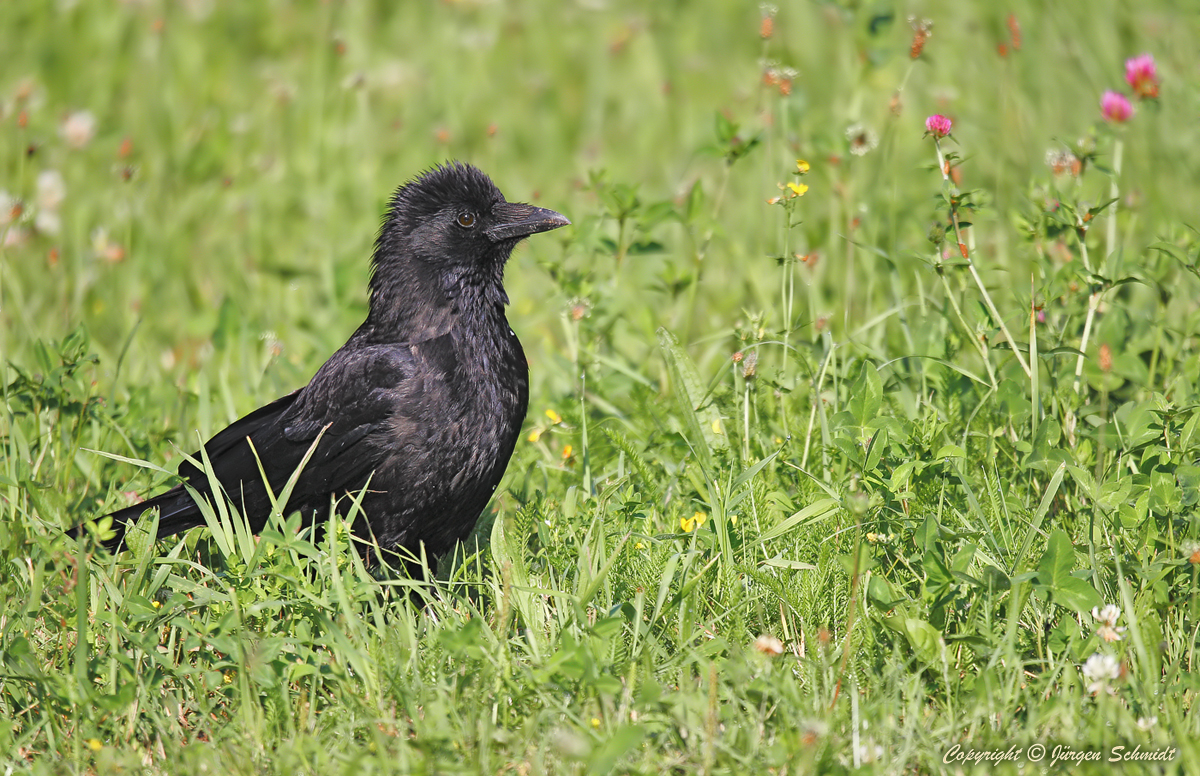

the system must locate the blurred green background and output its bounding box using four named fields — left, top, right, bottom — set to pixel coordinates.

left=4, top=0, right=1196, bottom=413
